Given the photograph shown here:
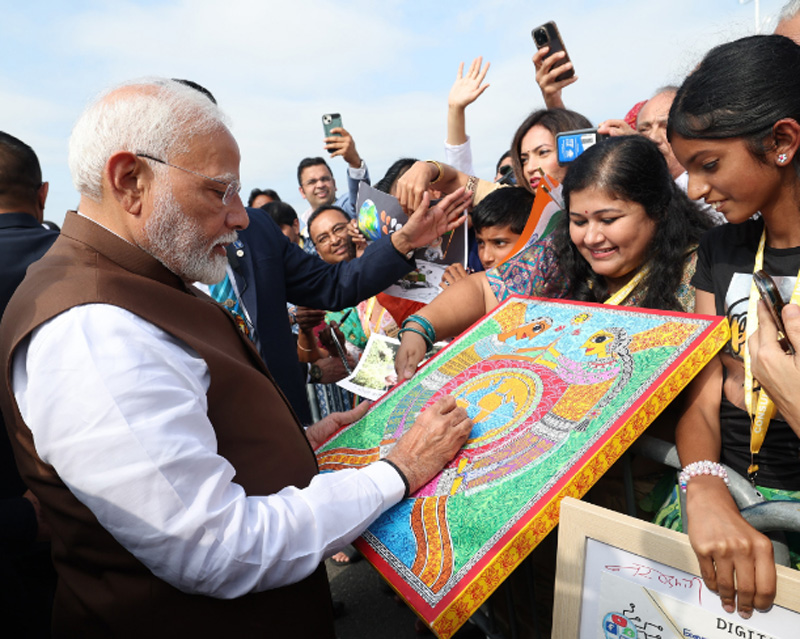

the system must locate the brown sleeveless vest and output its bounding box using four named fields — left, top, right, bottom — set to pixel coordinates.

left=0, top=212, right=335, bottom=638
